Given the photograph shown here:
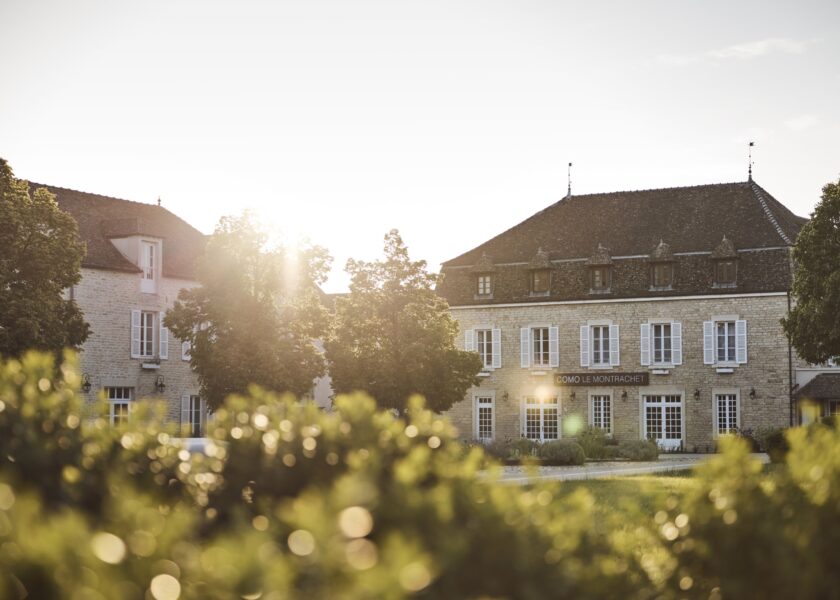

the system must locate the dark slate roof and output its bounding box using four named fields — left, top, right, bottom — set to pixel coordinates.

left=795, top=373, right=840, bottom=400
left=443, top=181, right=807, bottom=267
left=29, top=183, right=206, bottom=279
